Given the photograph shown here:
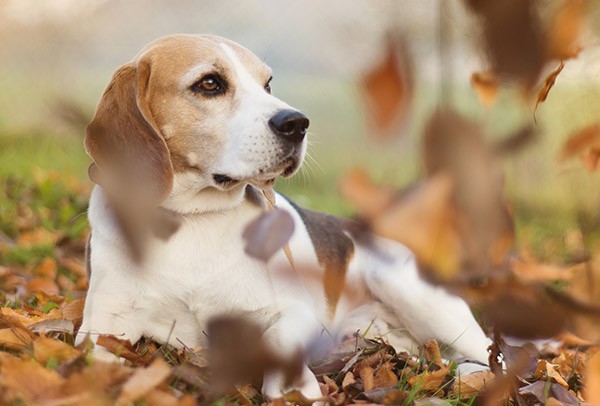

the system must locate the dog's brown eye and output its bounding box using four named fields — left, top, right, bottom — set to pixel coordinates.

left=264, top=77, right=272, bottom=94
left=192, top=74, right=226, bottom=96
